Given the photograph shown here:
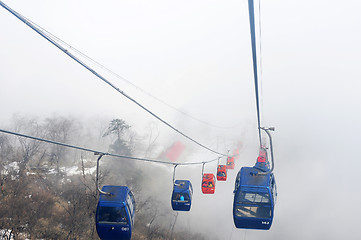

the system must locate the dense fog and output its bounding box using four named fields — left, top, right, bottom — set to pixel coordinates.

left=1, top=0, right=361, bottom=239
